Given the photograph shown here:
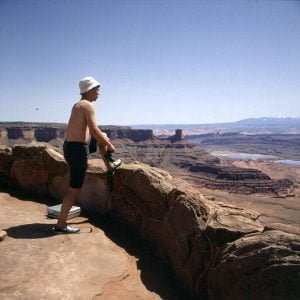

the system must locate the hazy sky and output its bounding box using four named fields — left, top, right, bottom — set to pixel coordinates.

left=0, top=0, right=299, bottom=125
